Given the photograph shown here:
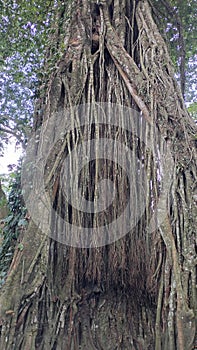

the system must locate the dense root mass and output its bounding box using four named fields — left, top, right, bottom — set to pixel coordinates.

left=0, top=1, right=196, bottom=349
